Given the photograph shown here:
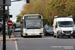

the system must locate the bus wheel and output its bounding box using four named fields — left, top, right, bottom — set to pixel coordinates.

left=39, top=35, right=42, bottom=38
left=54, top=35, right=56, bottom=38
left=73, top=36, right=75, bottom=38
